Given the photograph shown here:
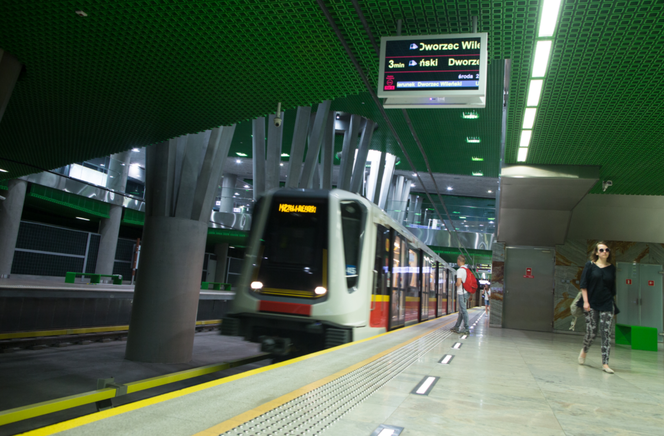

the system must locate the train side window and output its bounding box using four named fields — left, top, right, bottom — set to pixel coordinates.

left=340, top=200, right=365, bottom=290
